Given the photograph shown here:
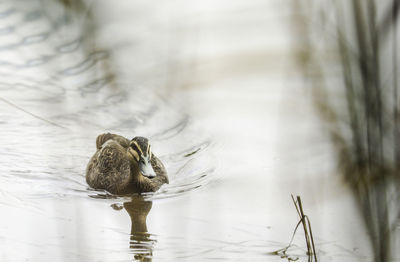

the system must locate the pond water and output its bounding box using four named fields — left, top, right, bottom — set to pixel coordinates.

left=0, top=0, right=379, bottom=261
